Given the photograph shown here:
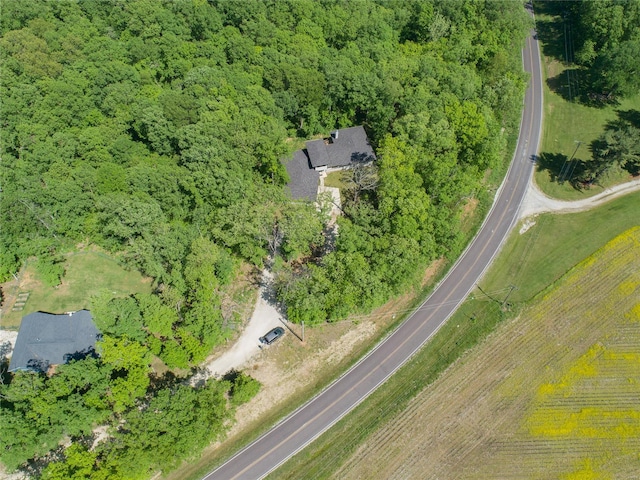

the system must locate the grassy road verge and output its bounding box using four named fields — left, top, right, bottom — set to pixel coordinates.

left=164, top=149, right=507, bottom=480
left=329, top=227, right=640, bottom=478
